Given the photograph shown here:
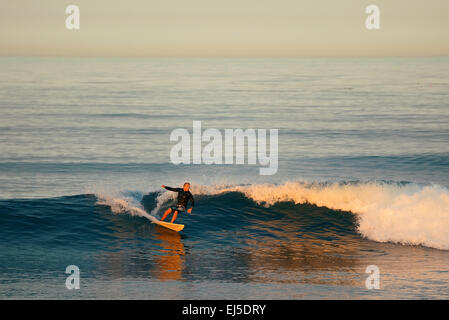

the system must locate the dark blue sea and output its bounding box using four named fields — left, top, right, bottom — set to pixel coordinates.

left=0, top=57, right=448, bottom=298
